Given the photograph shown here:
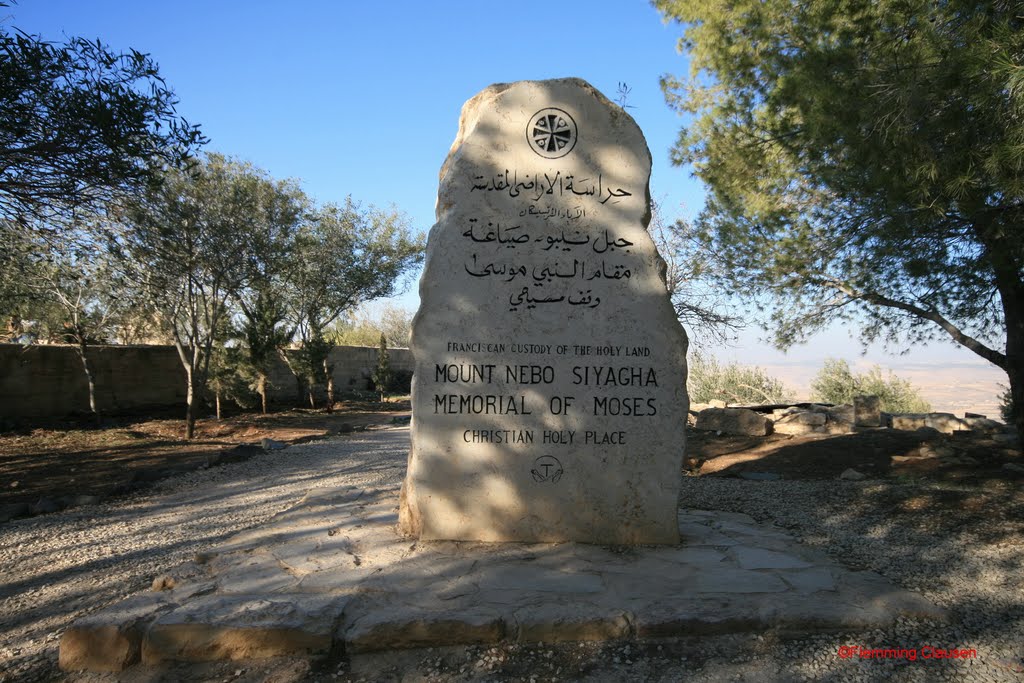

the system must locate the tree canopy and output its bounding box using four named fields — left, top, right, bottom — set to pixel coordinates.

left=0, top=23, right=204, bottom=227
left=656, top=0, right=1024, bottom=433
